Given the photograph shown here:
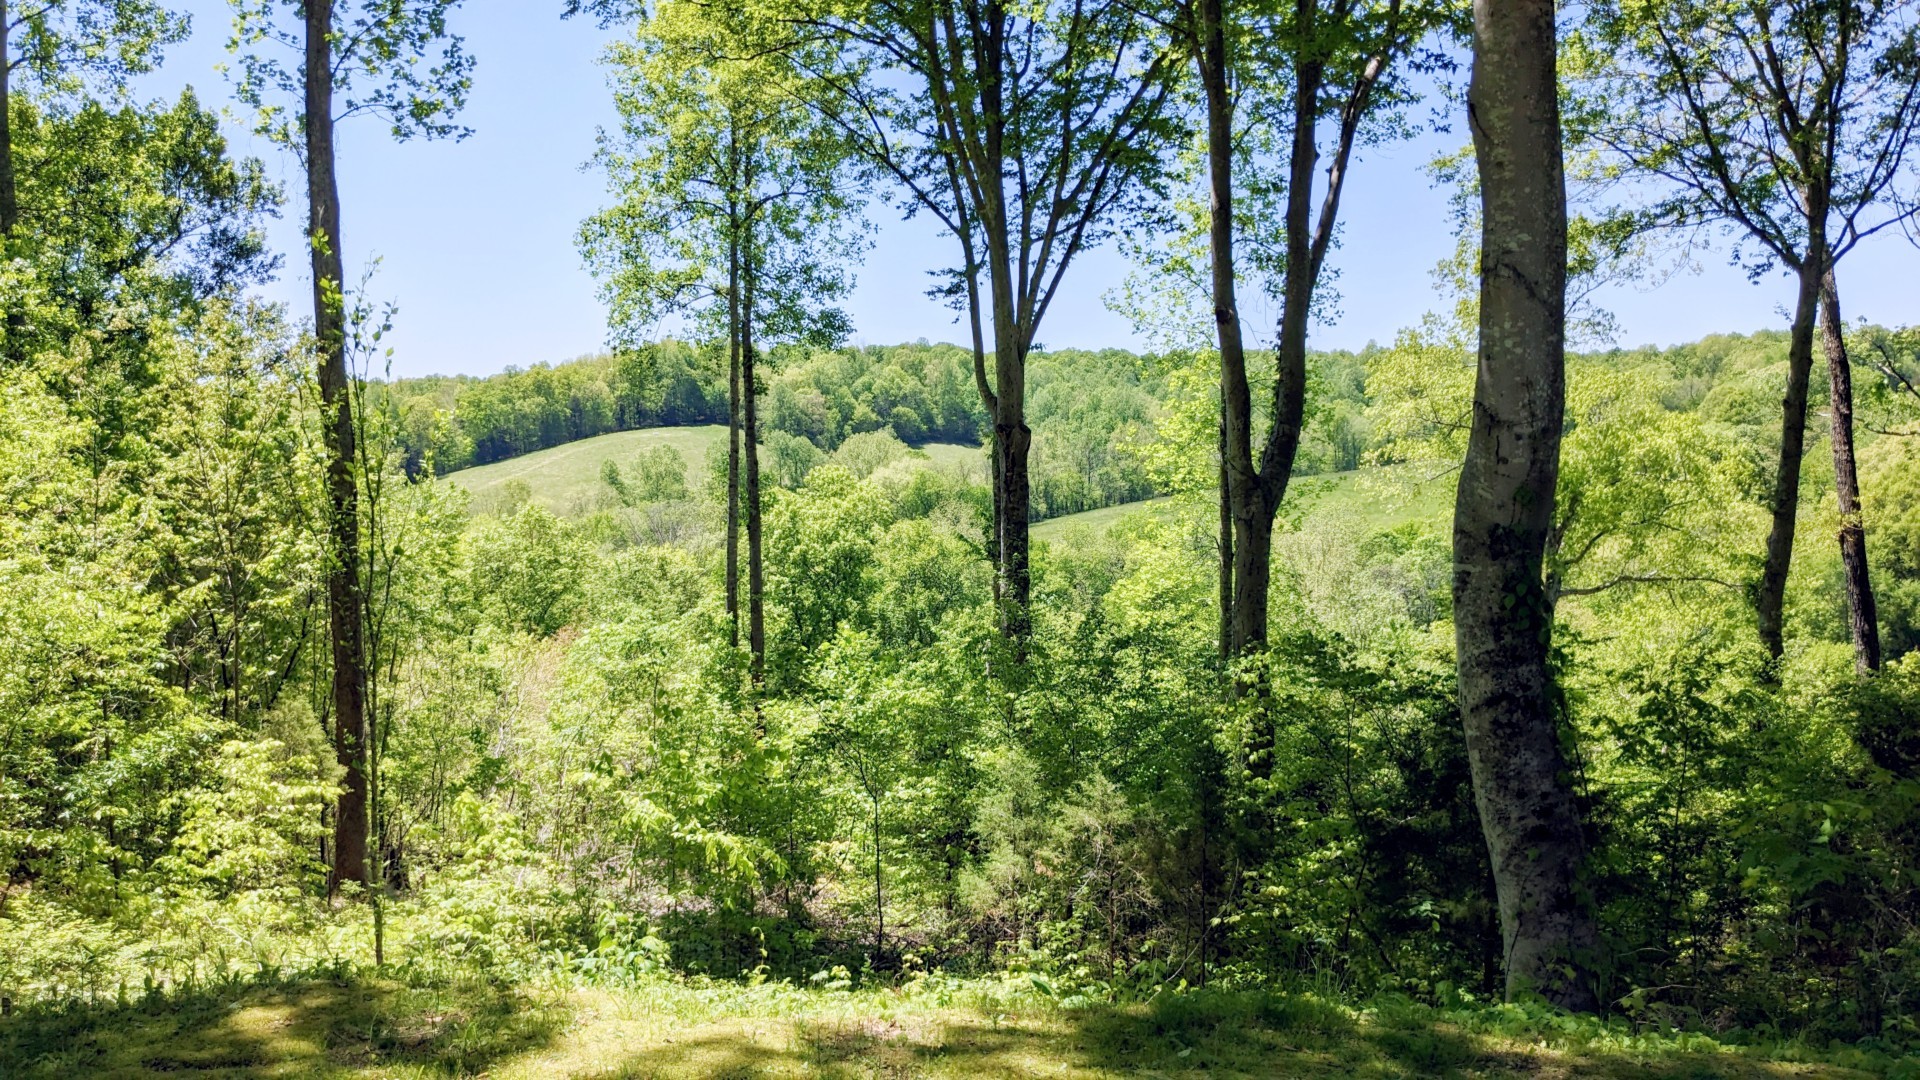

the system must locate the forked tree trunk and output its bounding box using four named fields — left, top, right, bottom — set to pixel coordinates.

left=1456, top=0, right=1596, bottom=1011
left=307, top=0, right=369, bottom=891
left=1820, top=269, right=1881, bottom=674
left=1205, top=0, right=1380, bottom=663
left=1197, top=0, right=1256, bottom=665
left=1755, top=256, right=1823, bottom=667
